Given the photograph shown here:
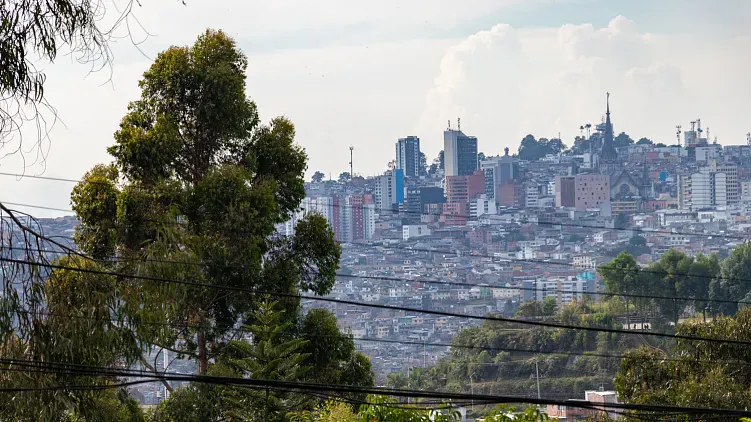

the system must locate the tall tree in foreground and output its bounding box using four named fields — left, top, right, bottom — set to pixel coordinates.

left=70, top=29, right=345, bottom=378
